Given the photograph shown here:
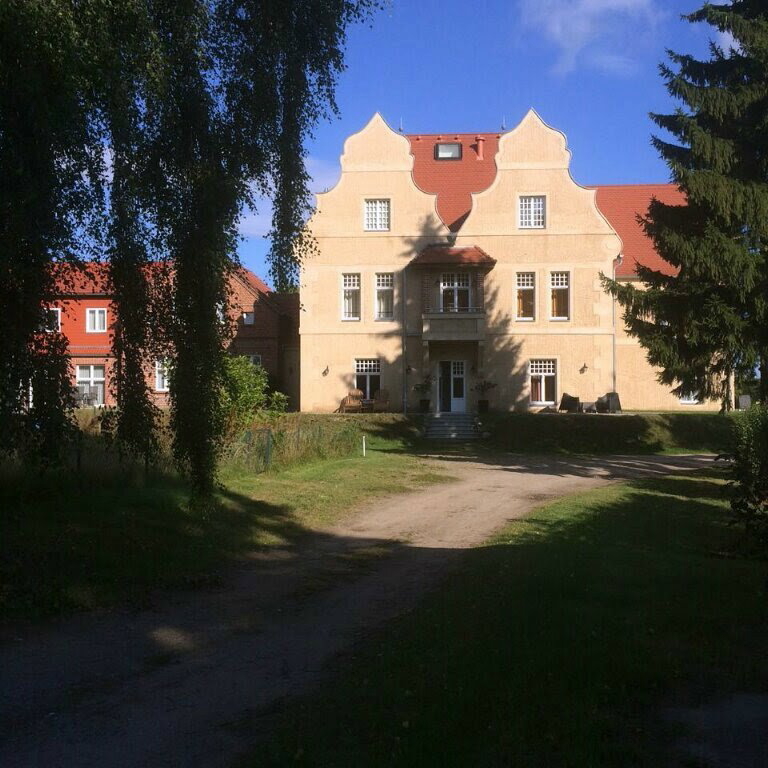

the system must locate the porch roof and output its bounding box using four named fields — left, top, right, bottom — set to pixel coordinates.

left=410, top=244, right=496, bottom=269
